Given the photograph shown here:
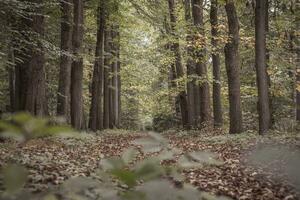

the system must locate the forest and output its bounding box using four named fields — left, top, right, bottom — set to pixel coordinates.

left=0, top=0, right=299, bottom=199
